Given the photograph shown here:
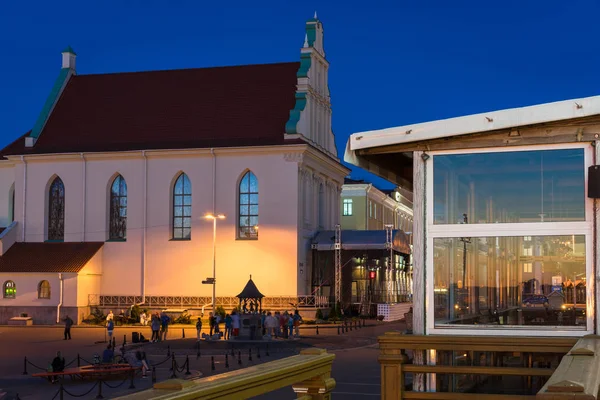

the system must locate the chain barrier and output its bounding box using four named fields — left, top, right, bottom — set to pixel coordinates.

left=25, top=358, right=47, bottom=371
left=152, top=354, right=172, bottom=367
left=51, top=387, right=62, bottom=400
left=101, top=375, right=130, bottom=389
left=61, top=381, right=99, bottom=398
